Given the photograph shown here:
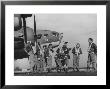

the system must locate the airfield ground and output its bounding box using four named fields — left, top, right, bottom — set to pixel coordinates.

left=14, top=68, right=97, bottom=76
